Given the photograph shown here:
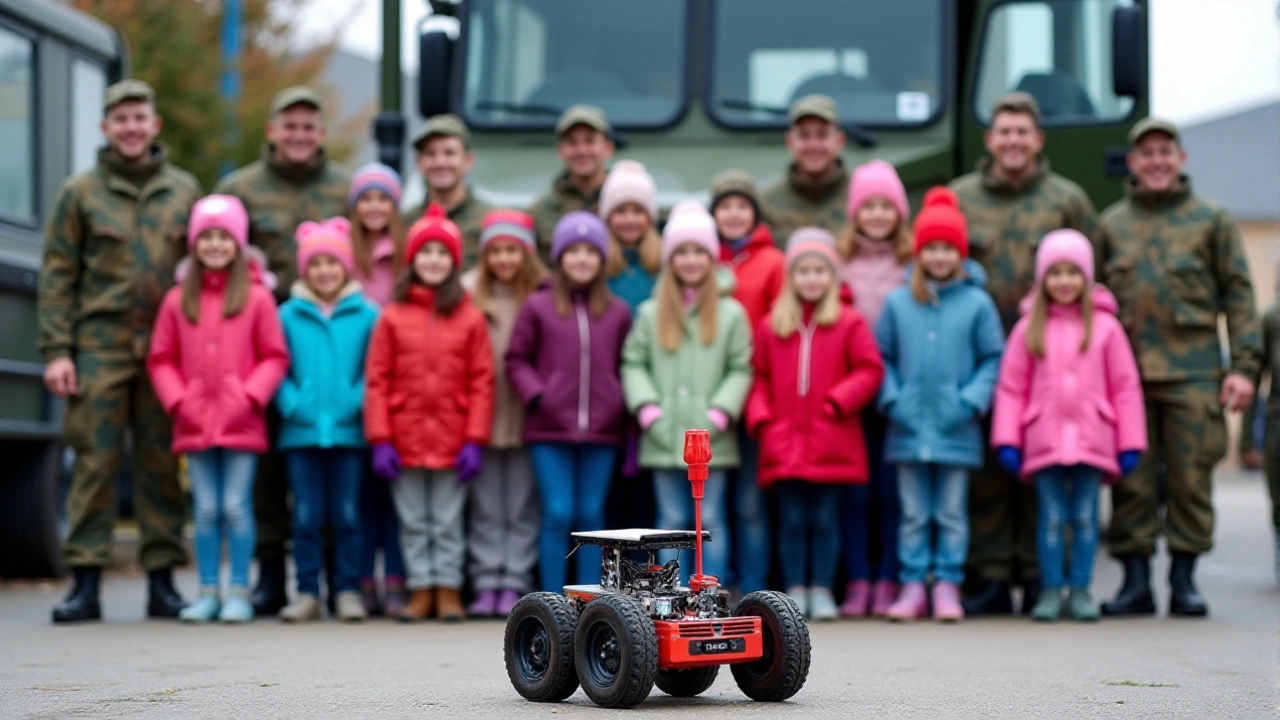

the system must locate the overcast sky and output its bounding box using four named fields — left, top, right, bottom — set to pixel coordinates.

left=300, top=0, right=1280, bottom=126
